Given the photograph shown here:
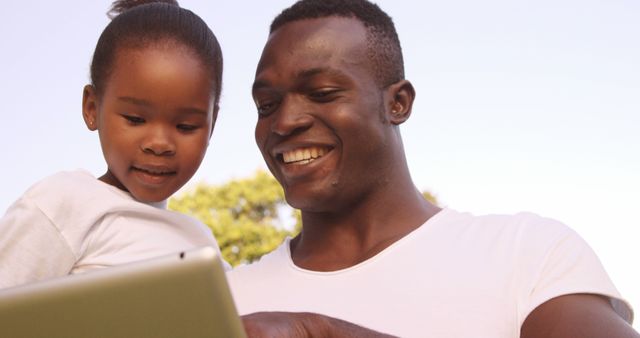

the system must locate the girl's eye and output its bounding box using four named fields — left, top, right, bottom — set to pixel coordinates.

left=122, top=115, right=145, bottom=125
left=177, top=124, right=199, bottom=132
